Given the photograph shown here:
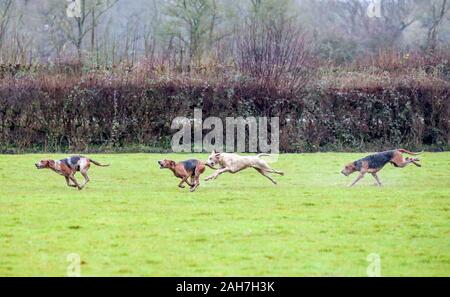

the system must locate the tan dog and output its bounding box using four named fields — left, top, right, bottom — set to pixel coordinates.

left=35, top=156, right=109, bottom=190
left=205, top=150, right=284, bottom=184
